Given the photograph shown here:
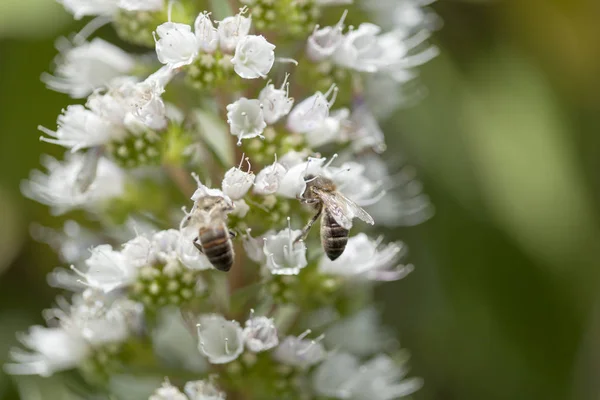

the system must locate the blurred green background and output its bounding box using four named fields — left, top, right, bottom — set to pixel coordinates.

left=1, top=0, right=600, bottom=399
